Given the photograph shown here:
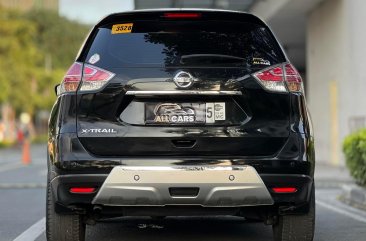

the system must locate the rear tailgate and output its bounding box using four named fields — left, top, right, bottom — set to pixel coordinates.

left=76, top=11, right=290, bottom=157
